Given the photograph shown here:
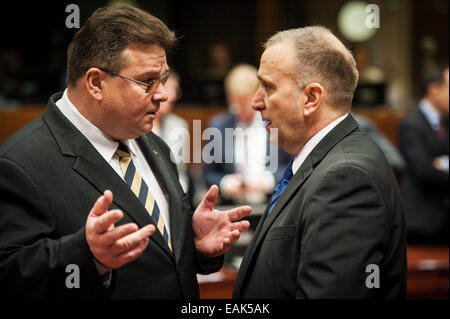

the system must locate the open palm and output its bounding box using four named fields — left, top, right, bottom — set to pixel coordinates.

left=193, top=185, right=252, bottom=258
